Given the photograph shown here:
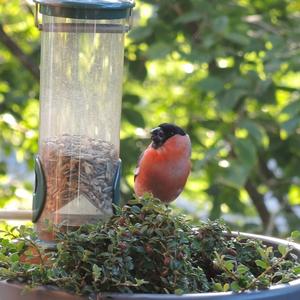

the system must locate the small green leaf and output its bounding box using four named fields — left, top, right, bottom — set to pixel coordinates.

left=131, top=205, right=141, bottom=214
left=175, top=11, right=202, bottom=24
left=225, top=32, right=250, bottom=46
left=282, top=100, right=300, bottom=117
left=218, top=89, right=246, bottom=111
left=266, top=246, right=273, bottom=258
left=123, top=94, right=140, bottom=105
left=10, top=253, right=19, bottom=263
left=92, top=264, right=101, bottom=281
left=257, top=247, right=267, bottom=260
left=281, top=117, right=300, bottom=135
left=199, top=76, right=224, bottom=93
left=237, top=264, right=249, bottom=275
left=0, top=268, right=16, bottom=277
left=0, top=253, right=8, bottom=263
left=255, top=259, right=268, bottom=269
left=212, top=16, right=229, bottom=33
left=219, top=162, right=251, bottom=189
left=293, top=266, right=300, bottom=274
left=223, top=283, right=230, bottom=292
left=291, top=231, right=300, bottom=241
left=214, top=282, right=223, bottom=292
left=238, top=119, right=266, bottom=146
left=230, top=281, right=241, bottom=292
left=278, top=245, right=288, bottom=256
left=129, top=26, right=152, bottom=41
left=123, top=107, right=145, bottom=127
left=146, top=43, right=173, bottom=59
left=224, top=260, right=234, bottom=271
left=233, top=137, right=257, bottom=168
left=135, top=278, right=148, bottom=286
left=175, top=288, right=184, bottom=295
left=15, top=241, right=25, bottom=252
